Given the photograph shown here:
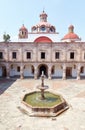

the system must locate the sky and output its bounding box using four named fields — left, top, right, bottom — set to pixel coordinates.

left=0, top=0, right=85, bottom=41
